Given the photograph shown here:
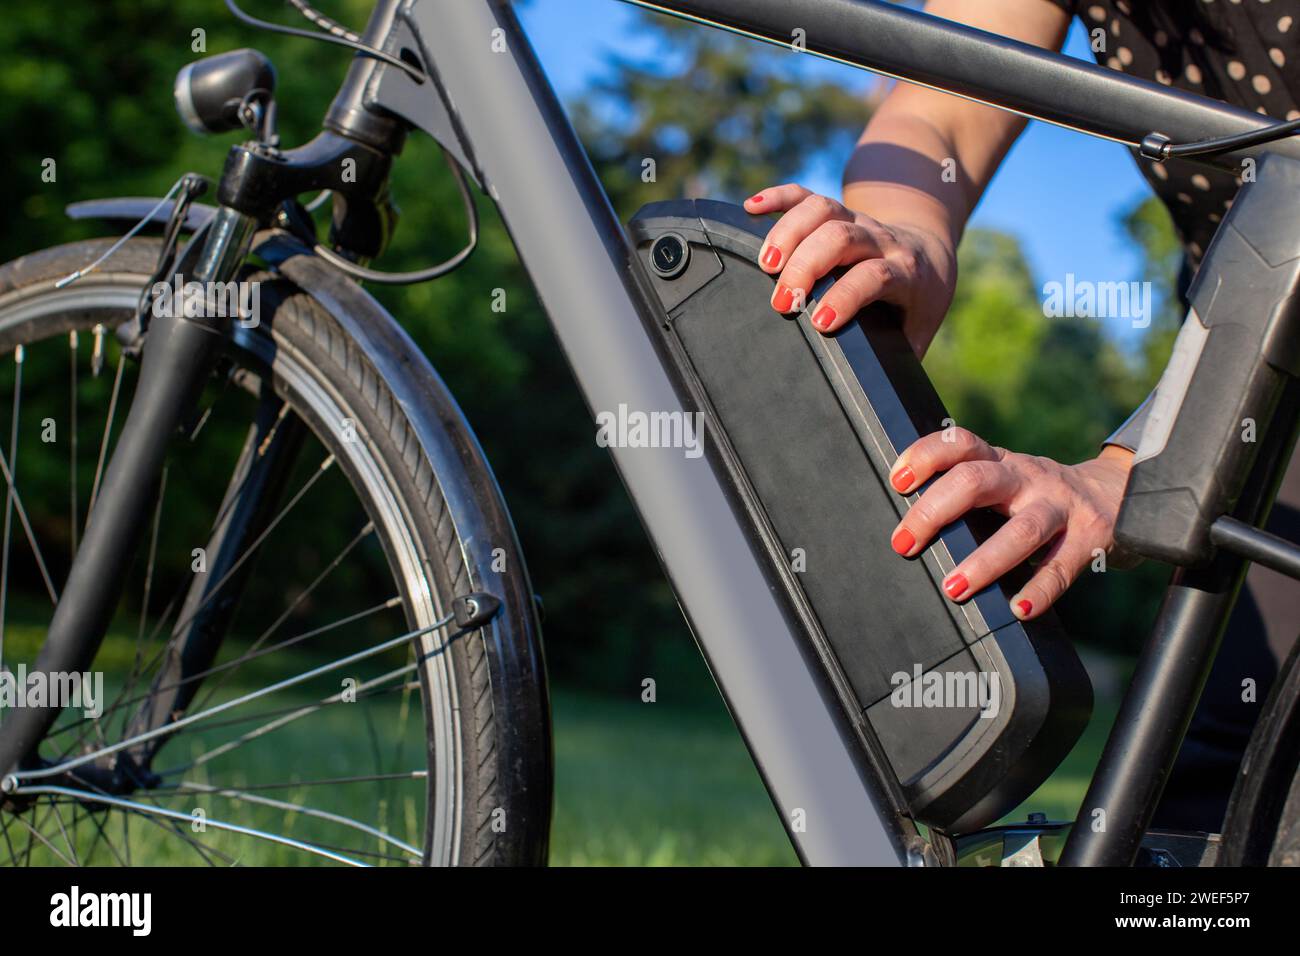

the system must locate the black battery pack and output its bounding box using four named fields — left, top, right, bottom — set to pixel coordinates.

left=629, top=200, right=1092, bottom=833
